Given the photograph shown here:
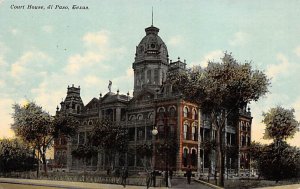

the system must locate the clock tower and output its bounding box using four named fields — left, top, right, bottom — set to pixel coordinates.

left=132, top=24, right=169, bottom=97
